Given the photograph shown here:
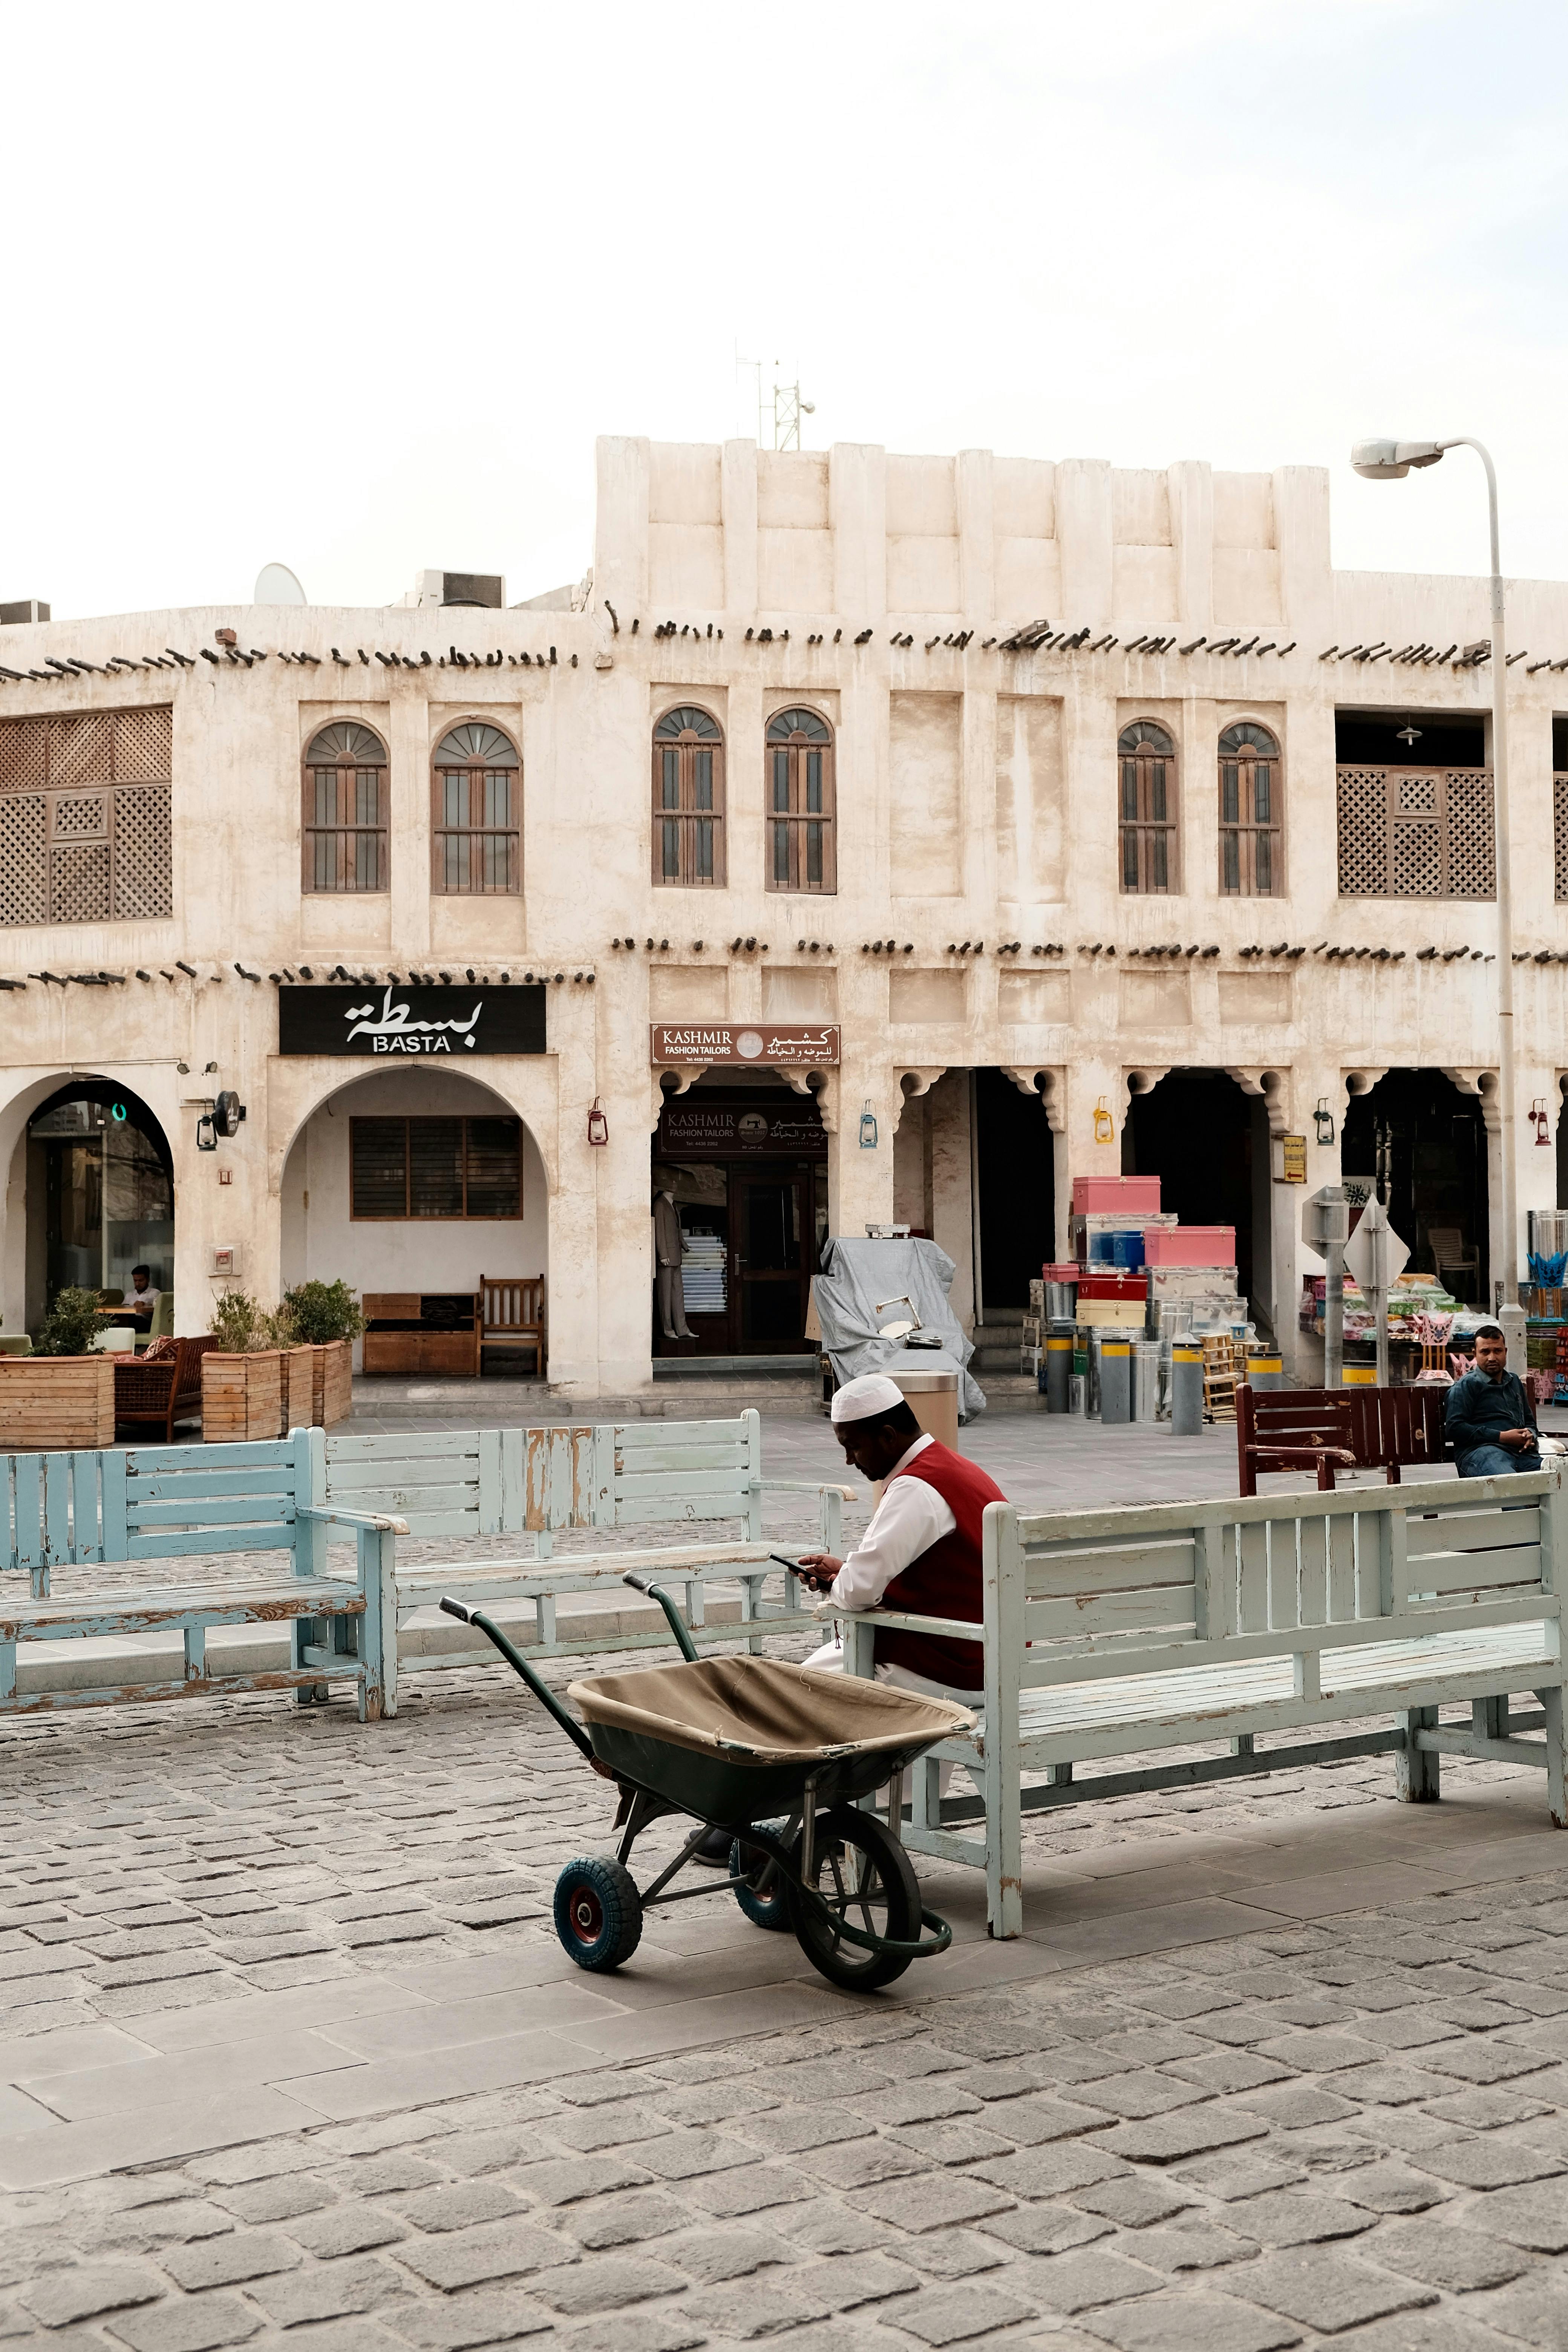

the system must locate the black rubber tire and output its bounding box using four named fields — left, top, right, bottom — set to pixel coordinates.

left=553, top=1856, right=643, bottom=1972
left=729, top=1824, right=793, bottom=1932
left=783, top=1804, right=923, bottom=1991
